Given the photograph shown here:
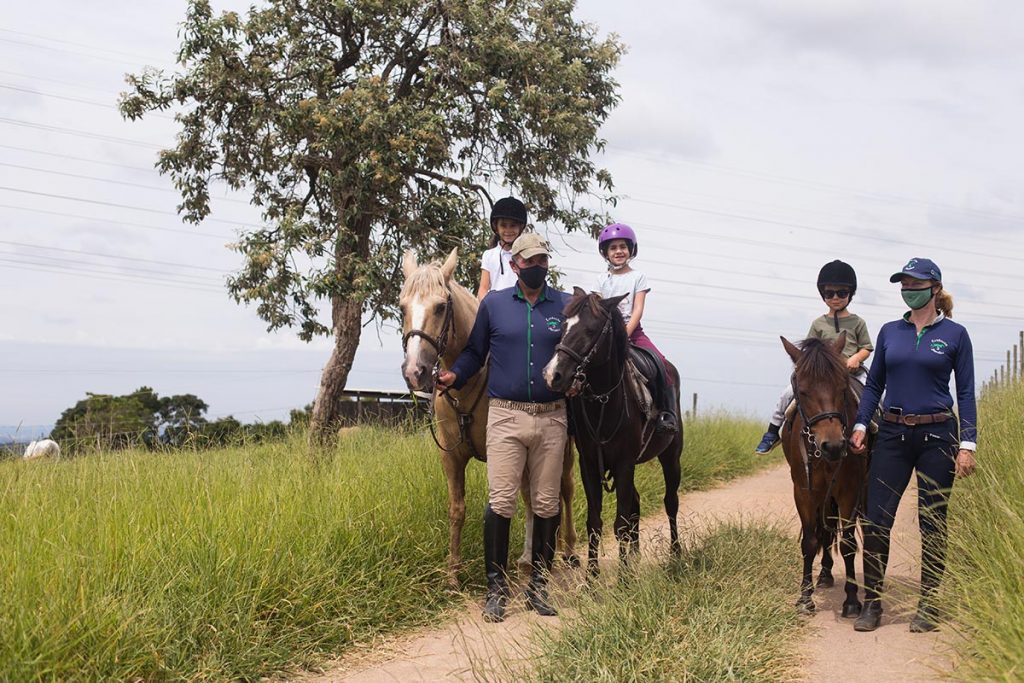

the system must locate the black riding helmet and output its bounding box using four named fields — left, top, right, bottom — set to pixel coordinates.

left=817, top=260, right=858, bottom=332
left=490, top=197, right=527, bottom=230
left=817, top=260, right=857, bottom=298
